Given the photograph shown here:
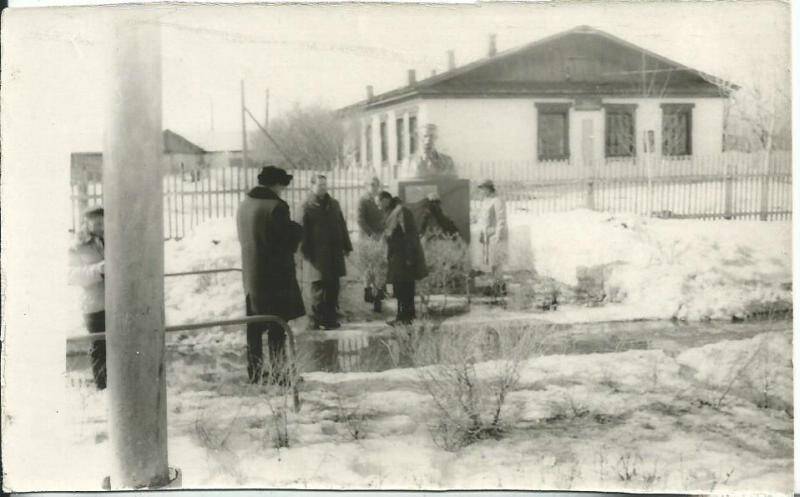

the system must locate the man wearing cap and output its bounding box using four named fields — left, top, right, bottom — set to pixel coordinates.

left=401, top=124, right=456, bottom=179
left=477, top=179, right=508, bottom=283
left=68, top=206, right=107, bottom=390
left=357, top=176, right=386, bottom=312
left=301, top=174, right=353, bottom=330
left=237, top=165, right=305, bottom=384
